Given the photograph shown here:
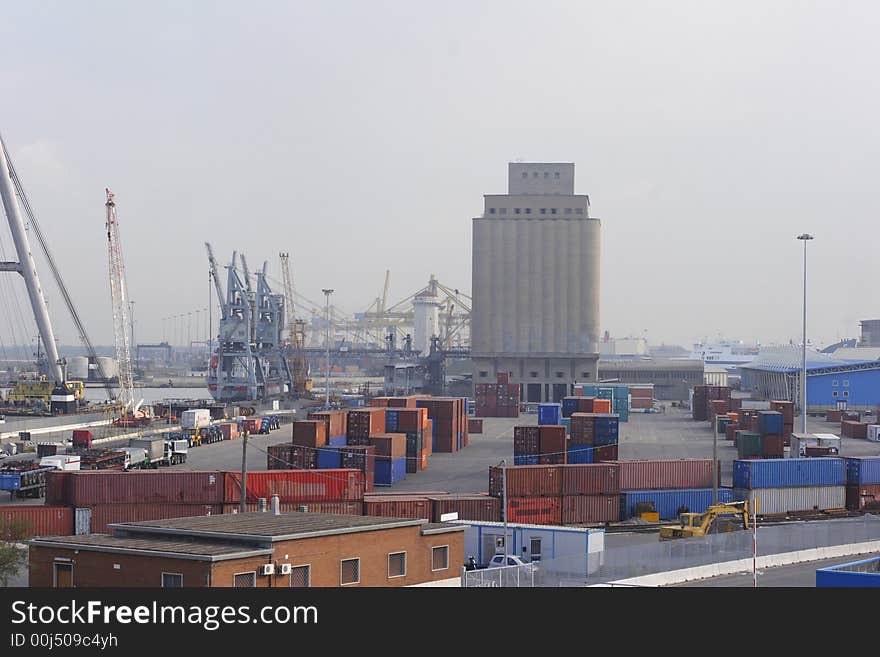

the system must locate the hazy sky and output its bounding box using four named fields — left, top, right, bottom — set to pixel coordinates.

left=1, top=1, right=877, bottom=351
